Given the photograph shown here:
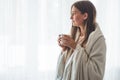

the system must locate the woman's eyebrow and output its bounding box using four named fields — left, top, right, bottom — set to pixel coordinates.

left=71, top=10, right=77, bottom=12
left=71, top=11, right=77, bottom=13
